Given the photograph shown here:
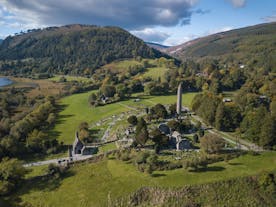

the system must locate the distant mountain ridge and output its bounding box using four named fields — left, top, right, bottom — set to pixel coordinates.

left=146, top=42, right=170, bottom=52
left=166, top=22, right=276, bottom=63
left=0, top=24, right=165, bottom=75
